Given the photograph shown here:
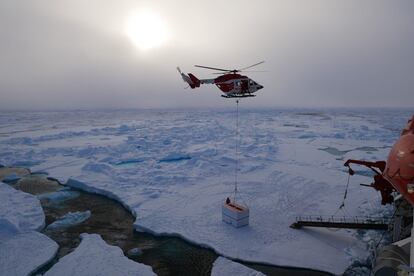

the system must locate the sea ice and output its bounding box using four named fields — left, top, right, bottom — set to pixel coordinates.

left=44, top=233, right=155, bottom=276
left=0, top=109, right=411, bottom=274
left=211, top=257, right=265, bottom=276
left=0, top=182, right=45, bottom=231
left=127, top=247, right=143, bottom=256
left=38, top=188, right=80, bottom=204
left=1, top=173, right=21, bottom=184
left=0, top=167, right=30, bottom=181
left=46, top=210, right=91, bottom=230
left=0, top=218, right=58, bottom=276
left=0, top=180, right=59, bottom=276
